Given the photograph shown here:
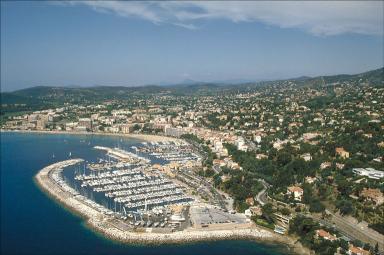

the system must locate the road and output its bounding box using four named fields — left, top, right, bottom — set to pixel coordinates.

left=312, top=210, right=384, bottom=251
left=255, top=179, right=269, bottom=206
left=212, top=165, right=221, bottom=174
